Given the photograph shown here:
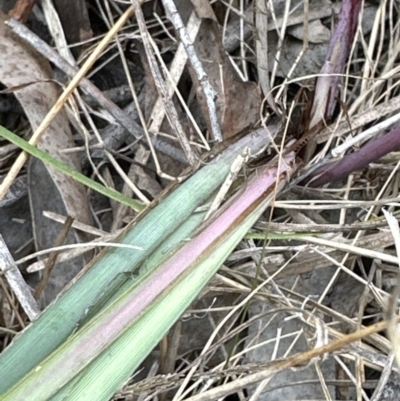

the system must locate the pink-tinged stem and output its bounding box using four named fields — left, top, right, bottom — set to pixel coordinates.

left=325, top=0, right=362, bottom=118
left=306, top=126, right=400, bottom=187
left=26, top=153, right=296, bottom=397
left=310, top=0, right=362, bottom=128
left=67, top=156, right=296, bottom=367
